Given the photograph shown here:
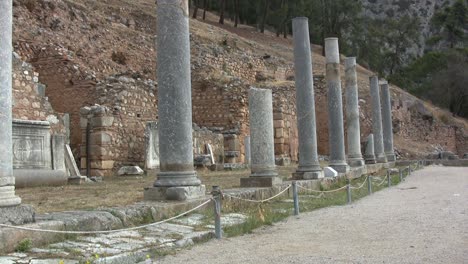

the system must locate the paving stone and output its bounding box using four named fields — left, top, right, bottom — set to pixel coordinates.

left=145, top=223, right=194, bottom=234
left=29, top=259, right=78, bottom=264
left=0, top=256, right=18, bottom=264
left=171, top=214, right=205, bottom=226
